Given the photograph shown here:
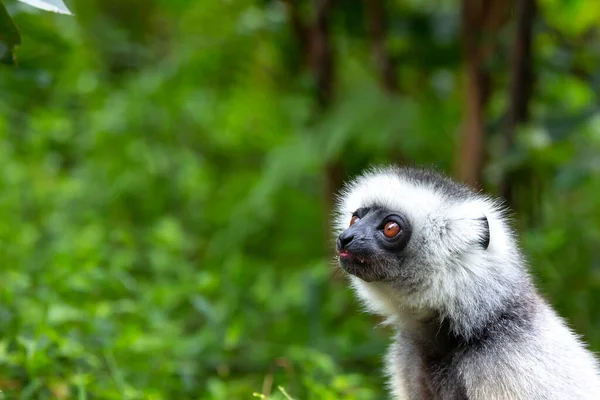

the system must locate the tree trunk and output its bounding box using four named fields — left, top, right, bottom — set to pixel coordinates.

left=458, top=56, right=487, bottom=187
left=363, top=0, right=398, bottom=93
left=284, top=0, right=340, bottom=254
left=283, top=0, right=310, bottom=70
left=311, top=0, right=335, bottom=108
left=456, top=0, right=510, bottom=188
left=501, top=0, right=536, bottom=206
left=309, top=0, right=343, bottom=254
left=363, top=0, right=409, bottom=166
